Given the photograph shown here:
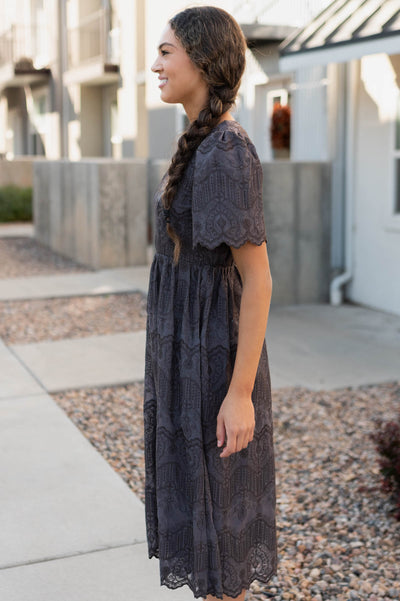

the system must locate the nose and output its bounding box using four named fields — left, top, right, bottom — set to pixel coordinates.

left=151, top=56, right=161, bottom=73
